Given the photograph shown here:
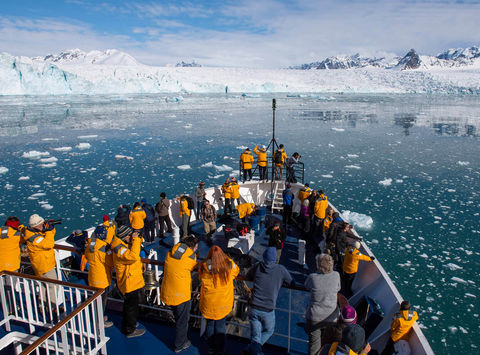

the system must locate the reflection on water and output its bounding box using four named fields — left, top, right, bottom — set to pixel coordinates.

left=294, top=110, right=378, bottom=128
left=394, top=114, right=416, bottom=136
